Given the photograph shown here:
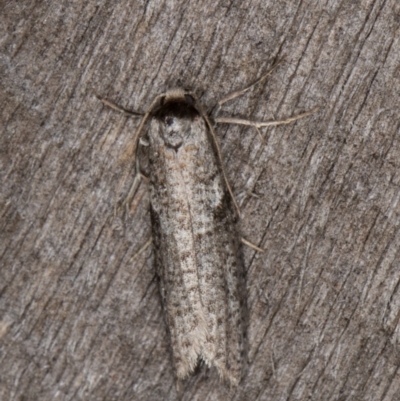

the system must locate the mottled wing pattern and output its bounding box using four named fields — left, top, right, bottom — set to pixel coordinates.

left=148, top=93, right=245, bottom=385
